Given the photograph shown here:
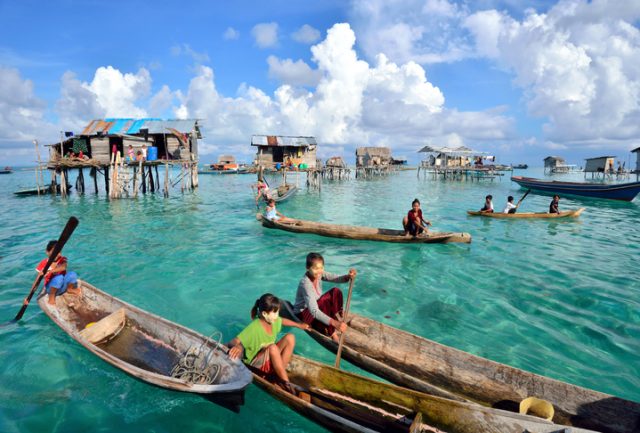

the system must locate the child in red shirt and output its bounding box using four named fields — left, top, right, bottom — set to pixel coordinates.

left=403, top=198, right=431, bottom=237
left=36, top=240, right=80, bottom=306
